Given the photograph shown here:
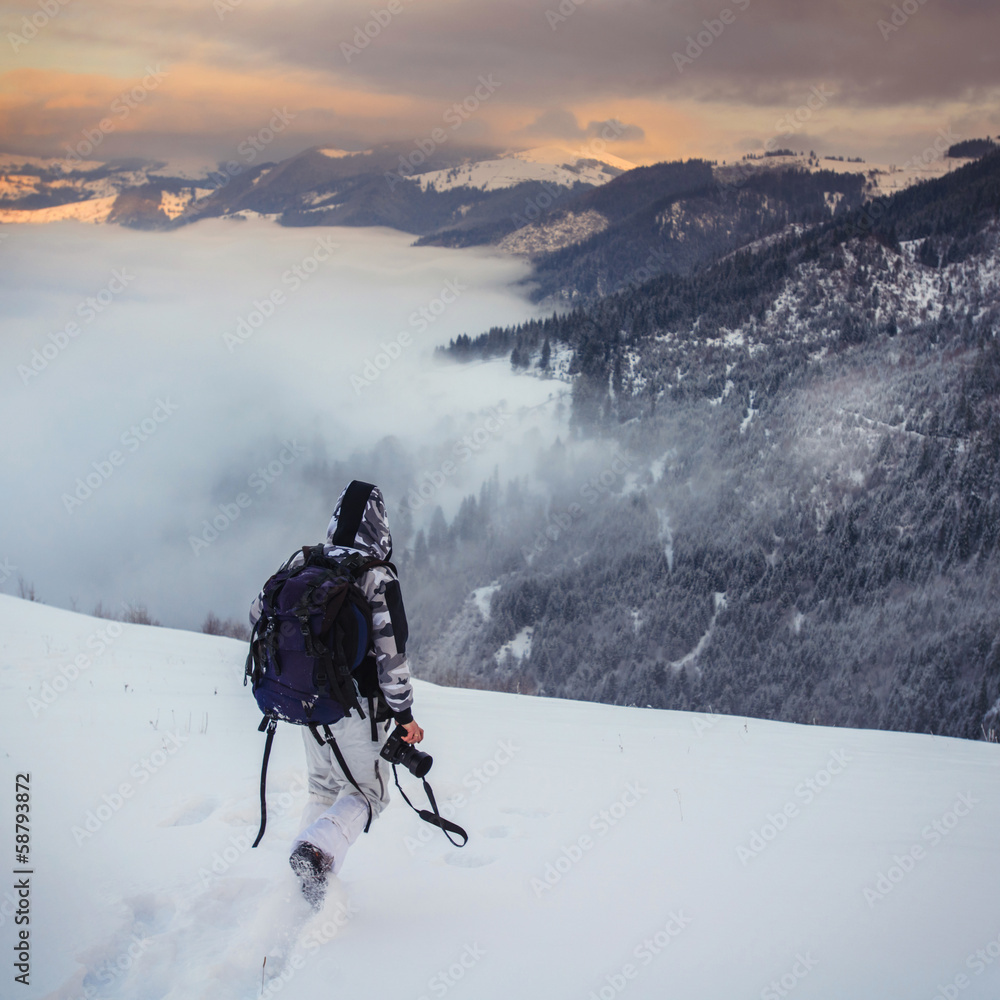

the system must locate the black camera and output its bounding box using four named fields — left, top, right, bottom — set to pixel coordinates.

left=380, top=725, right=433, bottom=778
